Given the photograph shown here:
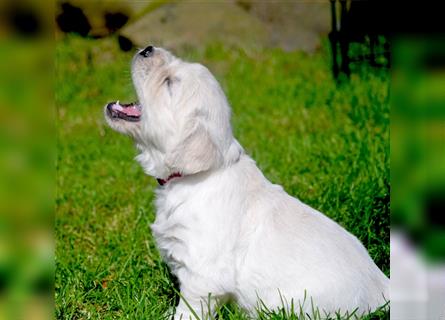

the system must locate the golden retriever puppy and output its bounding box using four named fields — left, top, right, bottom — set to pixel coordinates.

left=104, top=45, right=388, bottom=319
